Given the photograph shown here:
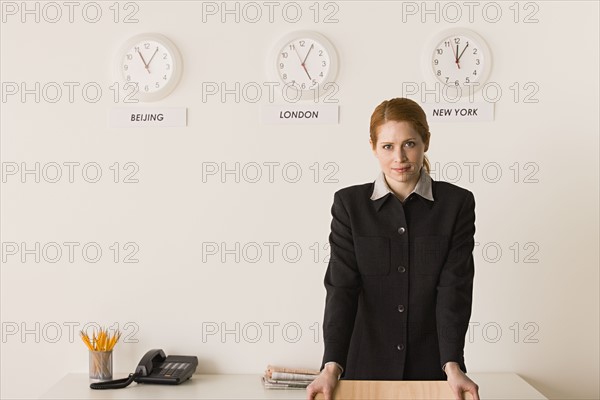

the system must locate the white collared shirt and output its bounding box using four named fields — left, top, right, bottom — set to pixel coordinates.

left=370, top=167, right=434, bottom=202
